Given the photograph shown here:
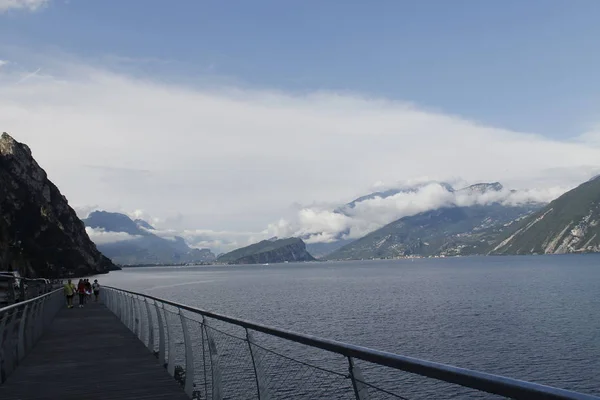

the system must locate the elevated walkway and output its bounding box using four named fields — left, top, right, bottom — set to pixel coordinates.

left=1, top=287, right=599, bottom=400
left=0, top=302, right=187, bottom=400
